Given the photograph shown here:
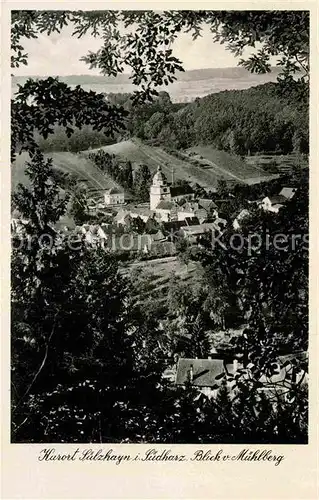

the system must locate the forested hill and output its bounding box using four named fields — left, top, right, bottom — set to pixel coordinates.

left=138, top=82, right=309, bottom=156
left=34, top=82, right=309, bottom=158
